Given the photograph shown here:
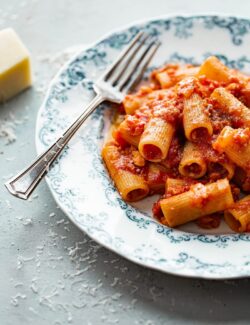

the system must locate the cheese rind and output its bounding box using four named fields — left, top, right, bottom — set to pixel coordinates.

left=0, top=28, right=32, bottom=103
